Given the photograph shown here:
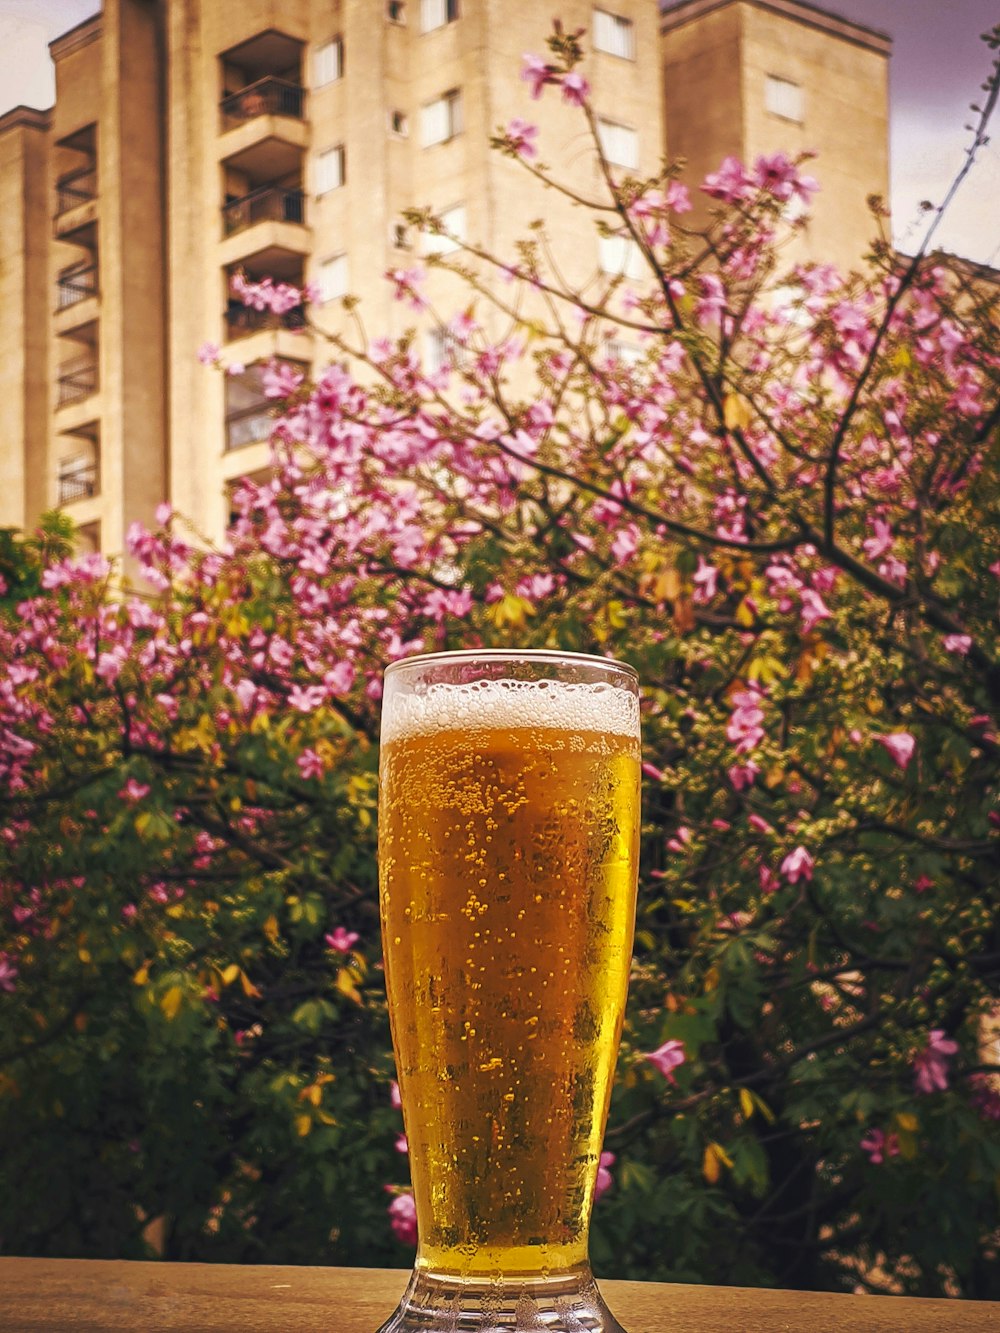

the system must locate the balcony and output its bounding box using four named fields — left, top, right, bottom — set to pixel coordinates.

left=56, top=165, right=97, bottom=216
left=220, top=77, right=305, bottom=130
left=223, top=185, right=304, bottom=237
left=56, top=355, right=99, bottom=408
left=57, top=457, right=99, bottom=505
left=56, top=265, right=98, bottom=312
left=224, top=303, right=306, bottom=342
